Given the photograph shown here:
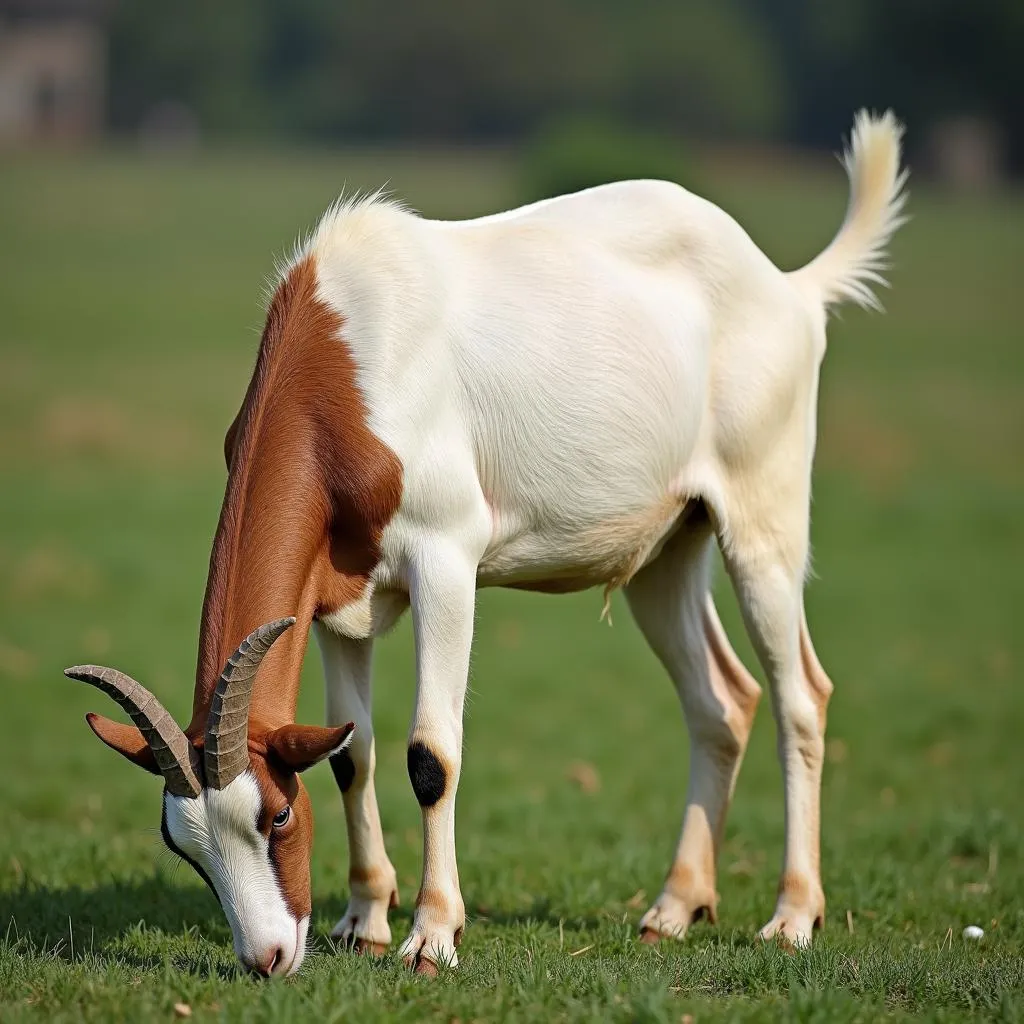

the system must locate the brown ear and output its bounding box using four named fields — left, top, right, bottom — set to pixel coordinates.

left=85, top=713, right=161, bottom=775
left=266, top=722, right=354, bottom=774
